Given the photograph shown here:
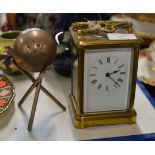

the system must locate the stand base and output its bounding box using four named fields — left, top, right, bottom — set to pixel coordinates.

left=69, top=95, right=136, bottom=129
